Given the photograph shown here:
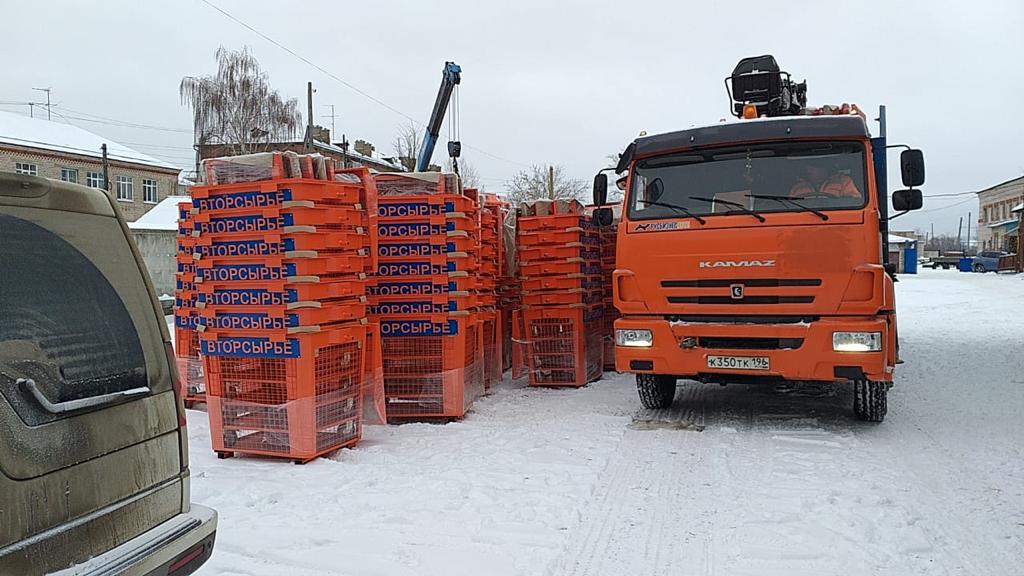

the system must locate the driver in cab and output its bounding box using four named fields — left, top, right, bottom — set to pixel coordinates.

left=790, top=164, right=860, bottom=199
